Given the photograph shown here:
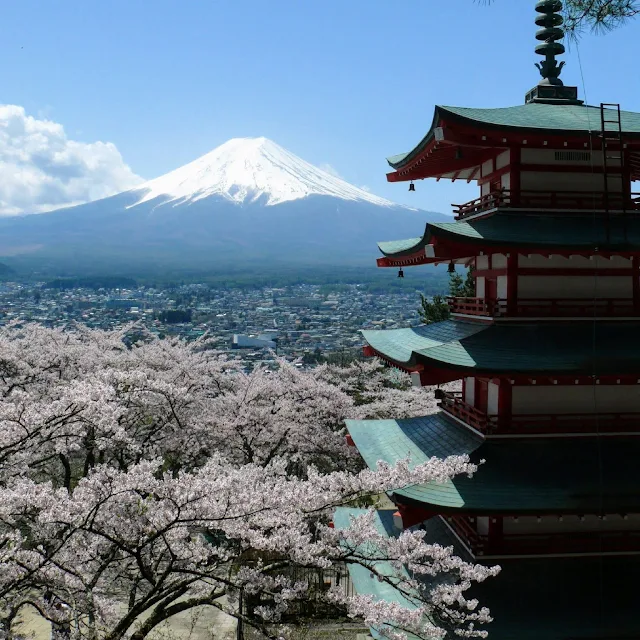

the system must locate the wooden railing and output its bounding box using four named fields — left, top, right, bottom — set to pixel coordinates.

left=447, top=297, right=640, bottom=318
left=493, top=413, right=640, bottom=434
left=446, top=516, right=640, bottom=556
left=438, top=392, right=491, bottom=433
left=446, top=297, right=498, bottom=317
left=510, top=298, right=637, bottom=317
left=452, top=189, right=640, bottom=219
left=438, top=391, right=640, bottom=435
left=446, top=516, right=488, bottom=553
